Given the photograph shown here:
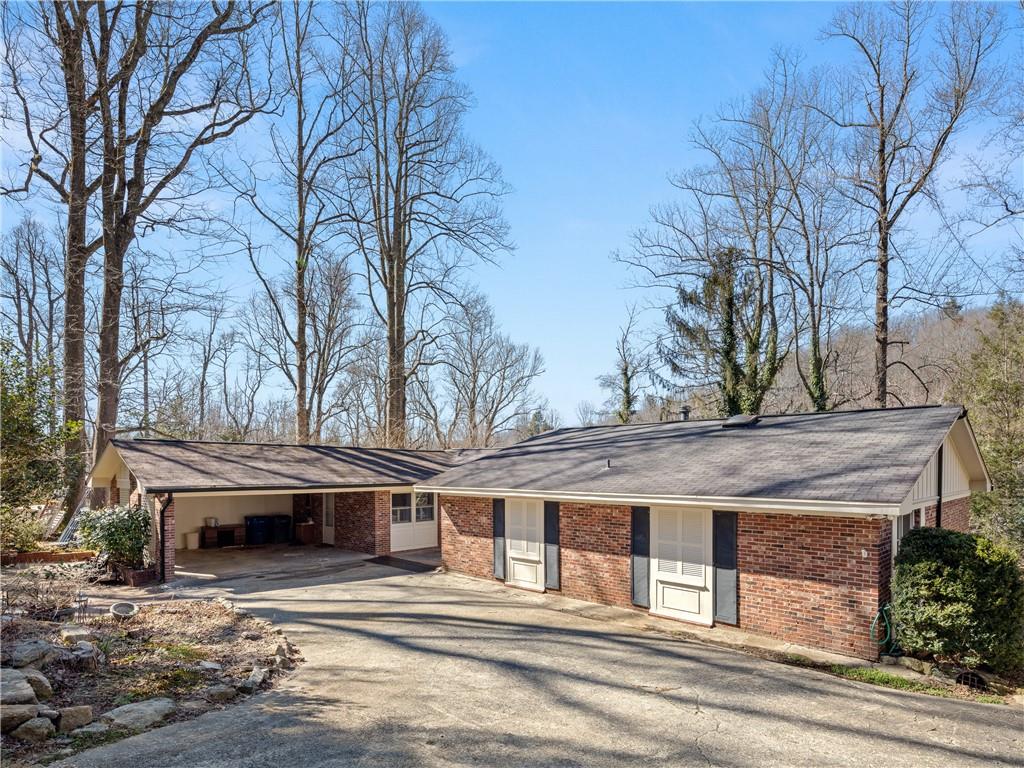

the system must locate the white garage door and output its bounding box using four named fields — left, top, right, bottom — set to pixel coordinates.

left=390, top=492, right=439, bottom=552
left=650, top=507, right=713, bottom=625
